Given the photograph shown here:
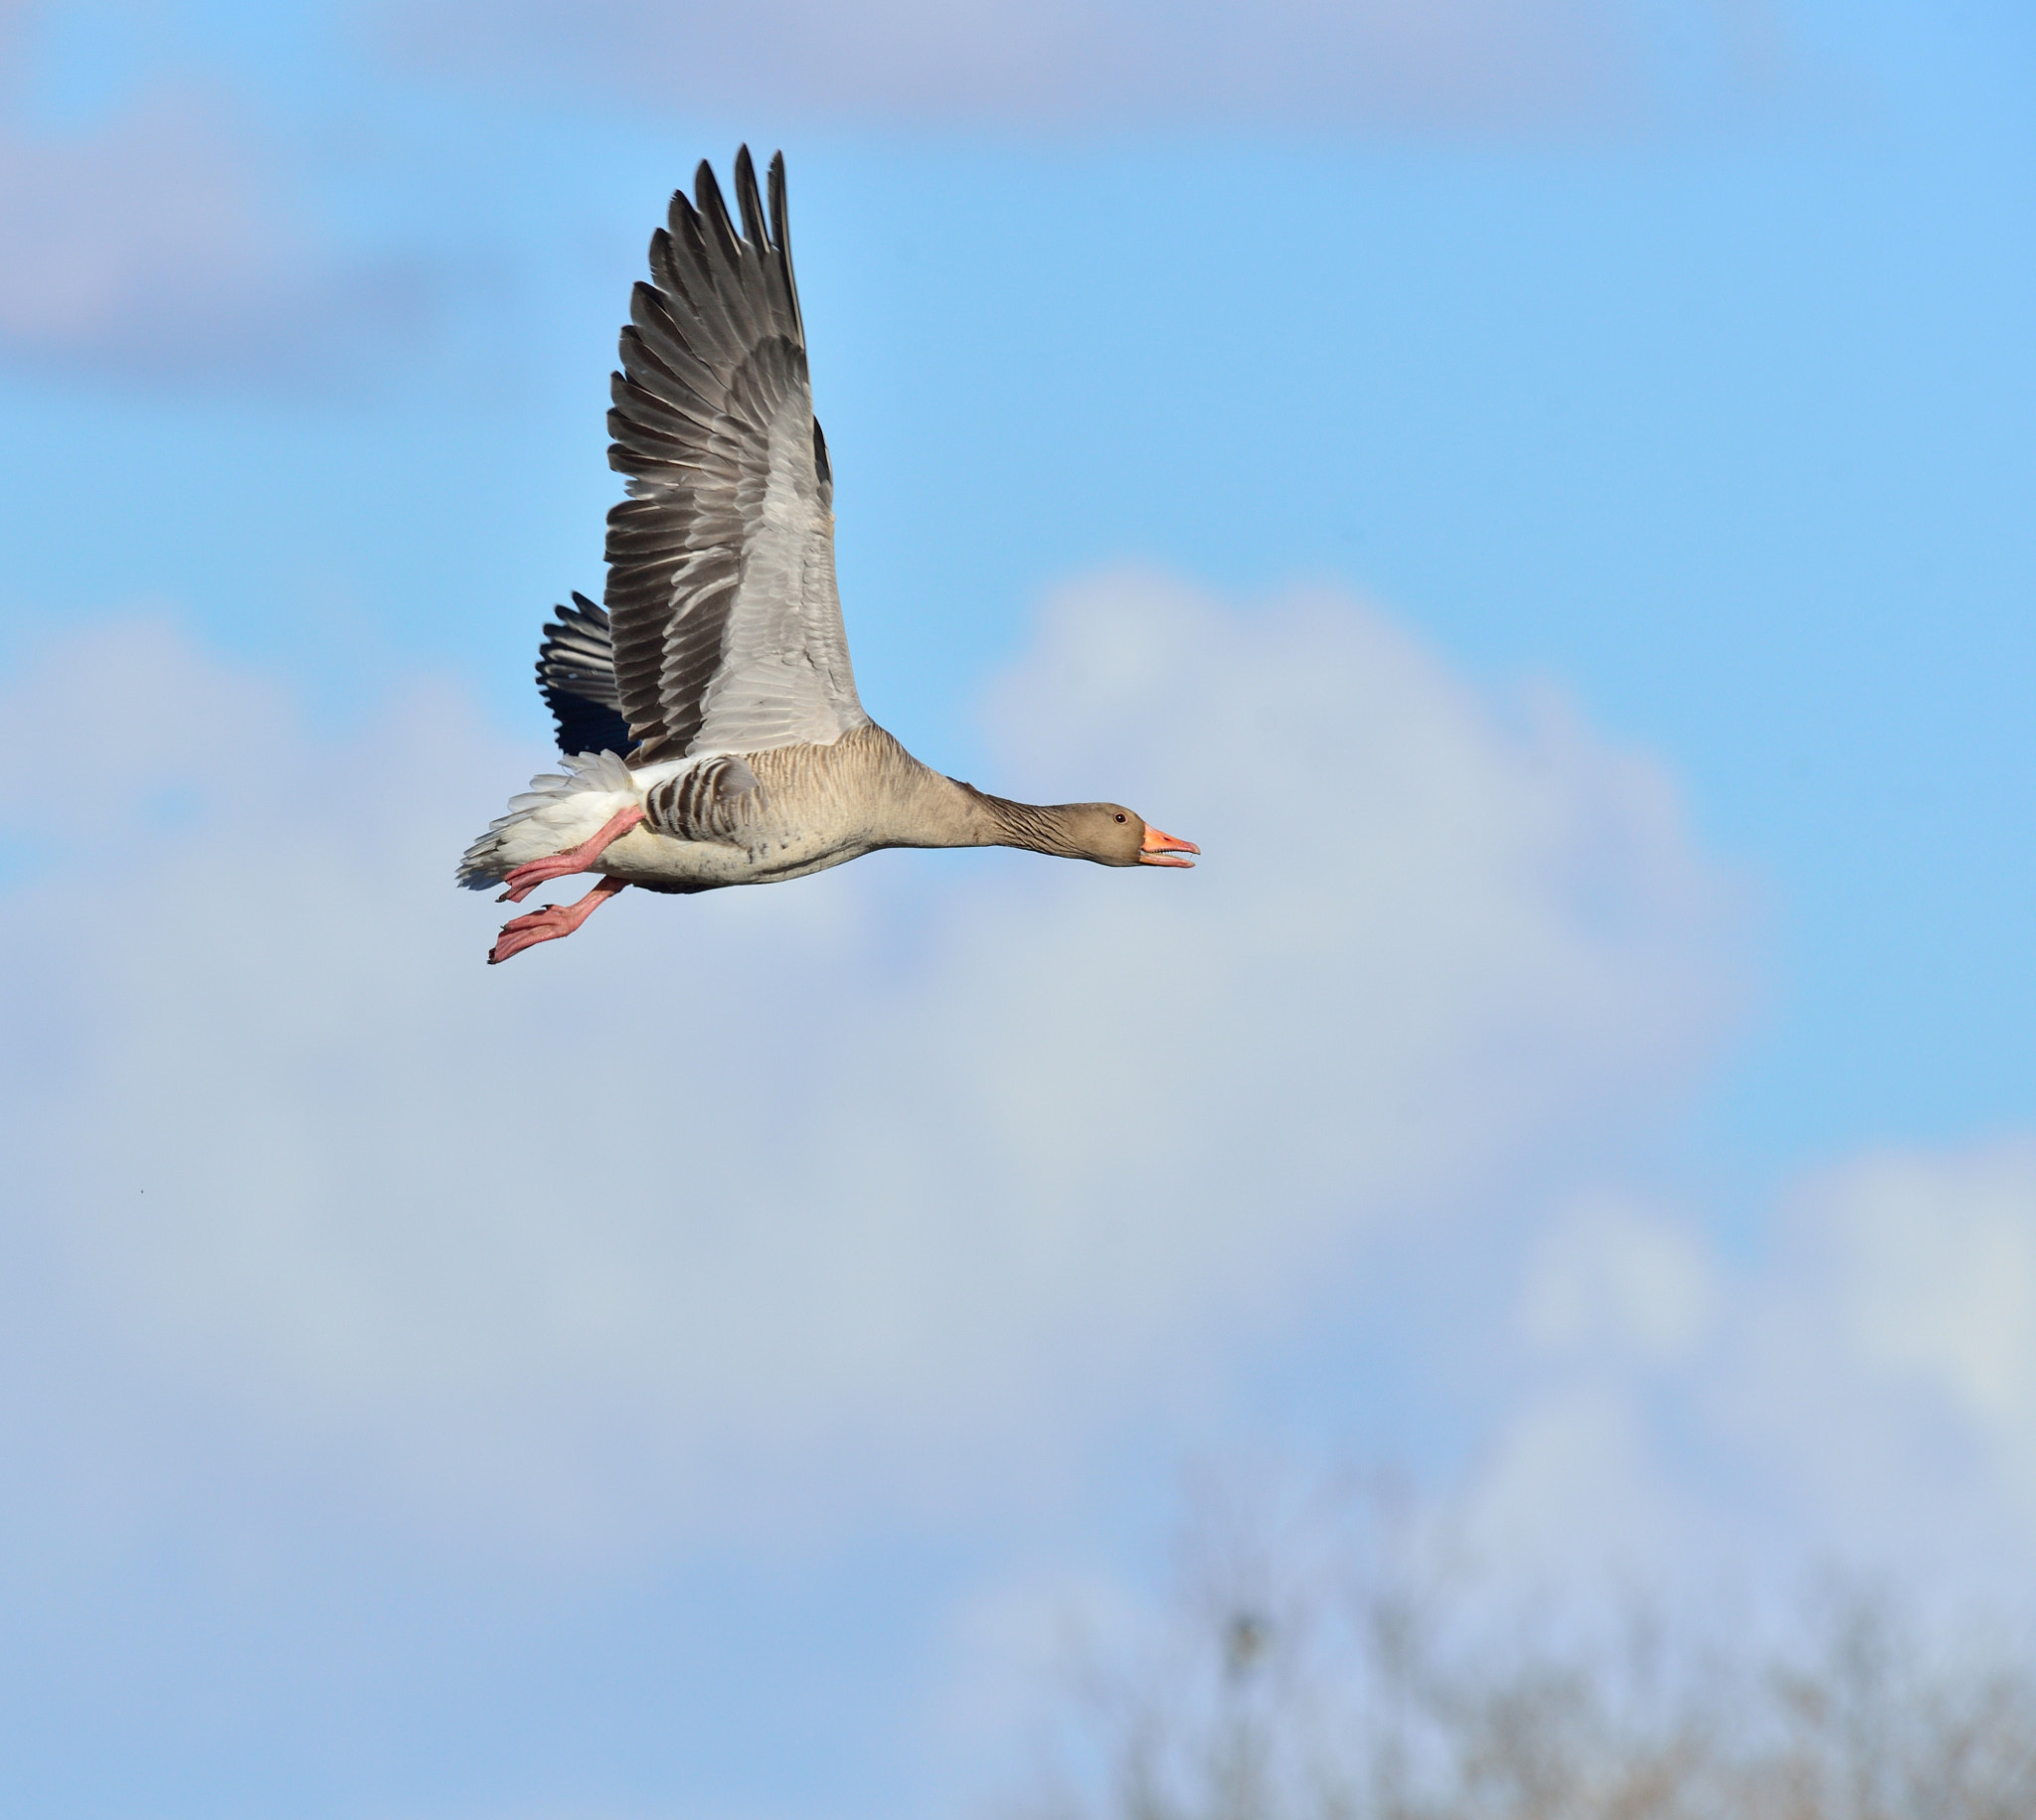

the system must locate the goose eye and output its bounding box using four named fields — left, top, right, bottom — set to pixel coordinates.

left=1114, top=813, right=1126, bottom=823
